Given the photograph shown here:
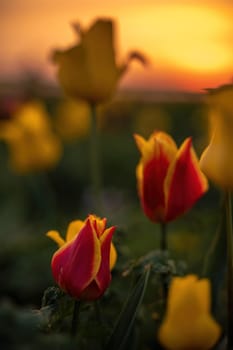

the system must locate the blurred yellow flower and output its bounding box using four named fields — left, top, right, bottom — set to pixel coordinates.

left=55, top=98, right=91, bottom=141
left=200, top=84, right=233, bottom=189
left=0, top=100, right=62, bottom=174
left=158, top=275, right=221, bottom=349
left=52, top=18, right=146, bottom=104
